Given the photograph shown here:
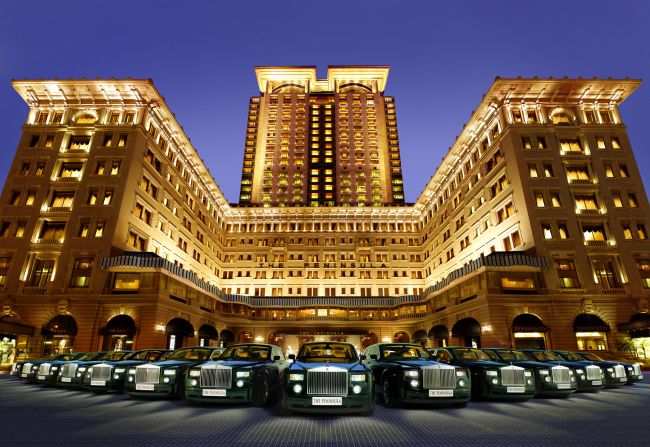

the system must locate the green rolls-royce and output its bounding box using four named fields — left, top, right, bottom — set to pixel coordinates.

left=281, top=341, right=374, bottom=415
left=185, top=343, right=286, bottom=405
left=83, top=349, right=171, bottom=393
